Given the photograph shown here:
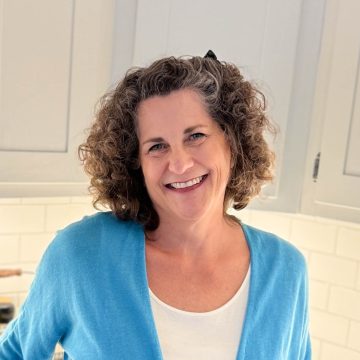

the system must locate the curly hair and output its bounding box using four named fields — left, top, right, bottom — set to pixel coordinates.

left=79, top=54, right=275, bottom=230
